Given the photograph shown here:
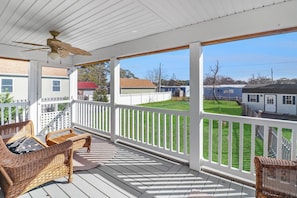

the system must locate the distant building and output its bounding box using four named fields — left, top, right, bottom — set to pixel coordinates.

left=120, top=78, right=156, bottom=94
left=78, top=81, right=98, bottom=100
left=242, top=84, right=297, bottom=115
left=161, top=86, right=190, bottom=97
left=204, top=84, right=245, bottom=101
